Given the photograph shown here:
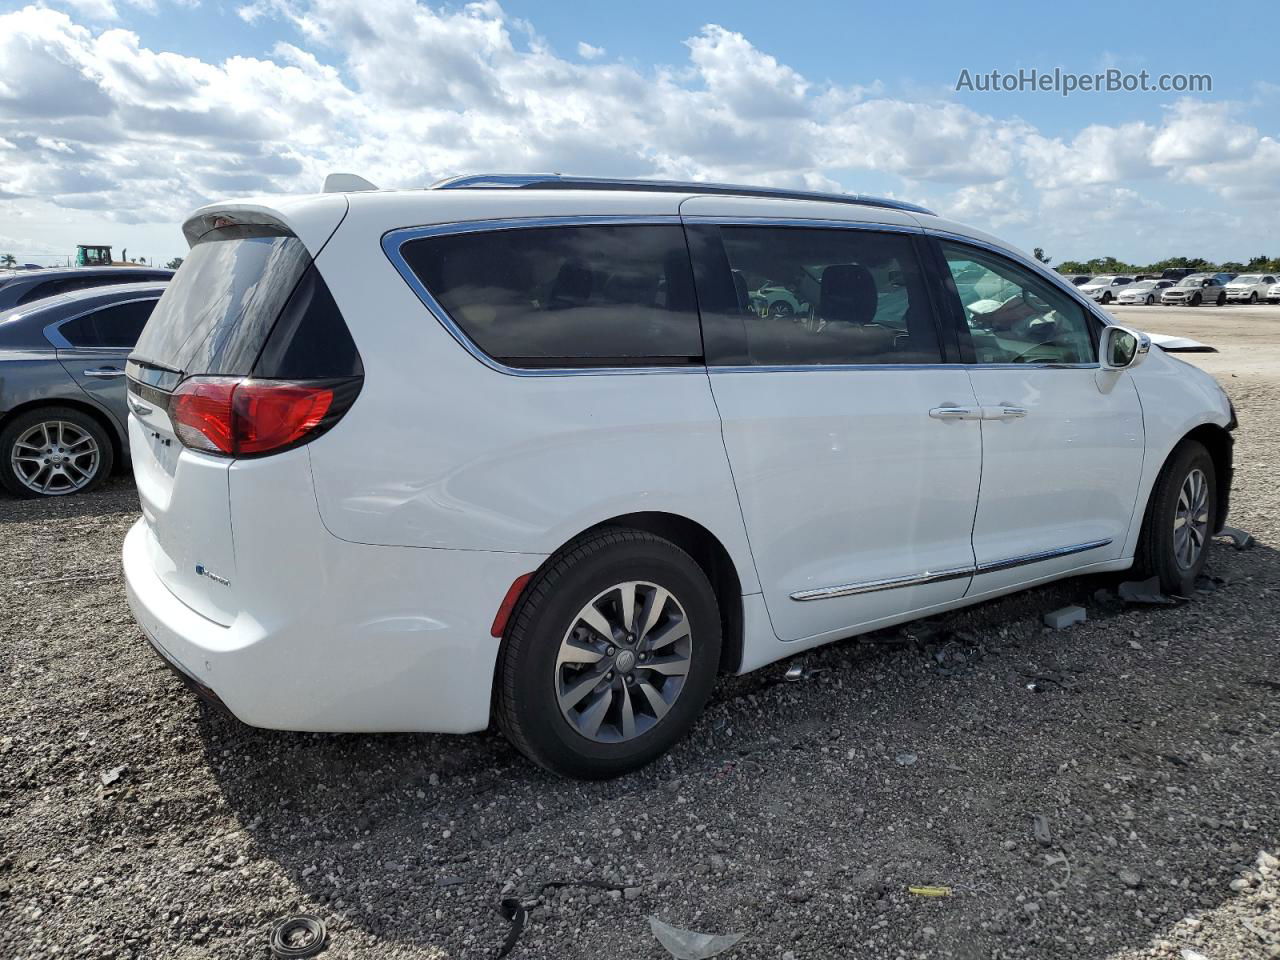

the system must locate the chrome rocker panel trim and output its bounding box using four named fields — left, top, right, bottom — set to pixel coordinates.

left=789, top=538, right=1114, bottom=601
